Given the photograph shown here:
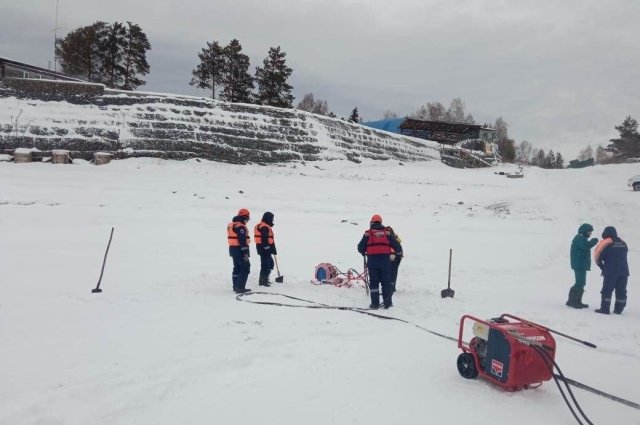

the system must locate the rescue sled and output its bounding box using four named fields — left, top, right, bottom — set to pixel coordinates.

left=311, top=262, right=369, bottom=295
